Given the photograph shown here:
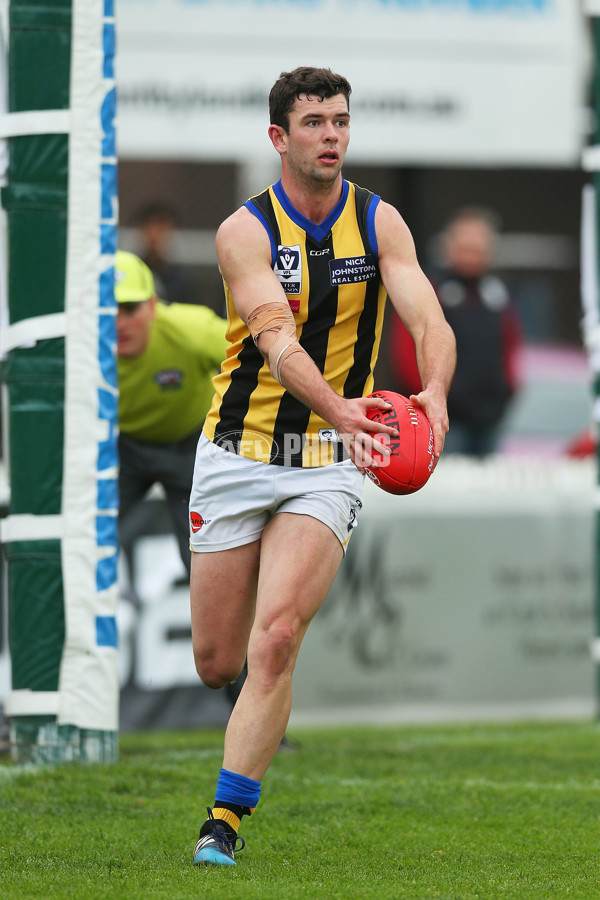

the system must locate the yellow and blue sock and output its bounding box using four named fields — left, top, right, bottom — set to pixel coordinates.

left=201, top=768, right=261, bottom=841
